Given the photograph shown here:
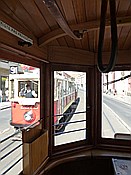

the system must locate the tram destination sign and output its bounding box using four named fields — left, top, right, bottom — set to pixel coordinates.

left=0, top=20, right=33, bottom=44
